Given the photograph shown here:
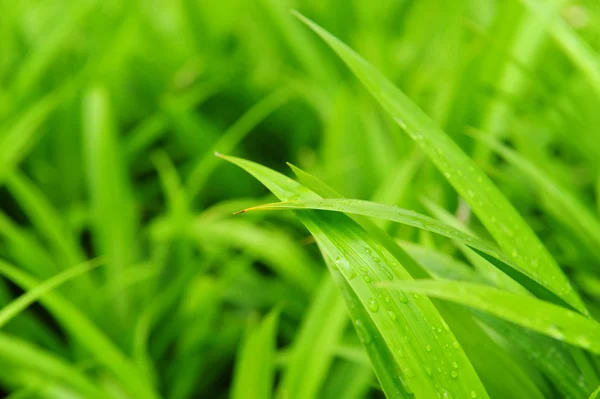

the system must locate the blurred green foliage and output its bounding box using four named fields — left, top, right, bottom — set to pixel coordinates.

left=1, top=0, right=600, bottom=398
